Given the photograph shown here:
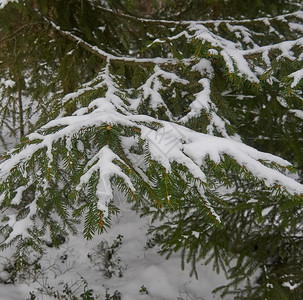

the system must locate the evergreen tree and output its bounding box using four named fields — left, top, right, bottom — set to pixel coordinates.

left=0, top=0, right=302, bottom=298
